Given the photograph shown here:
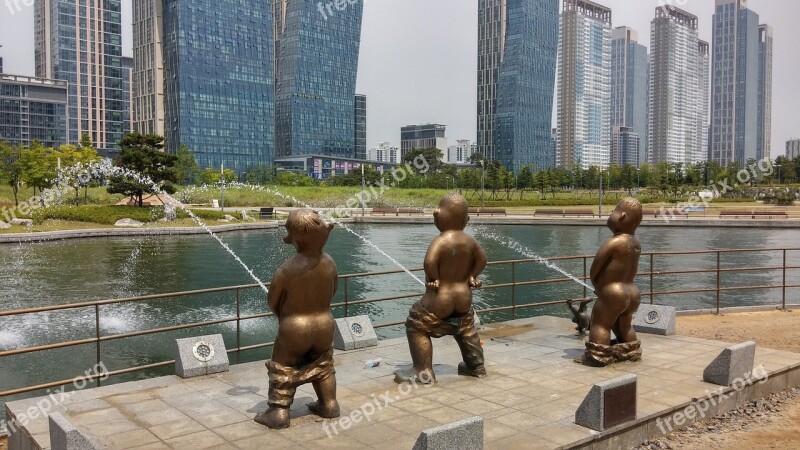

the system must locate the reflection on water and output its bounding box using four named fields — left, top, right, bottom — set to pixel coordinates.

left=1, top=224, right=799, bottom=411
